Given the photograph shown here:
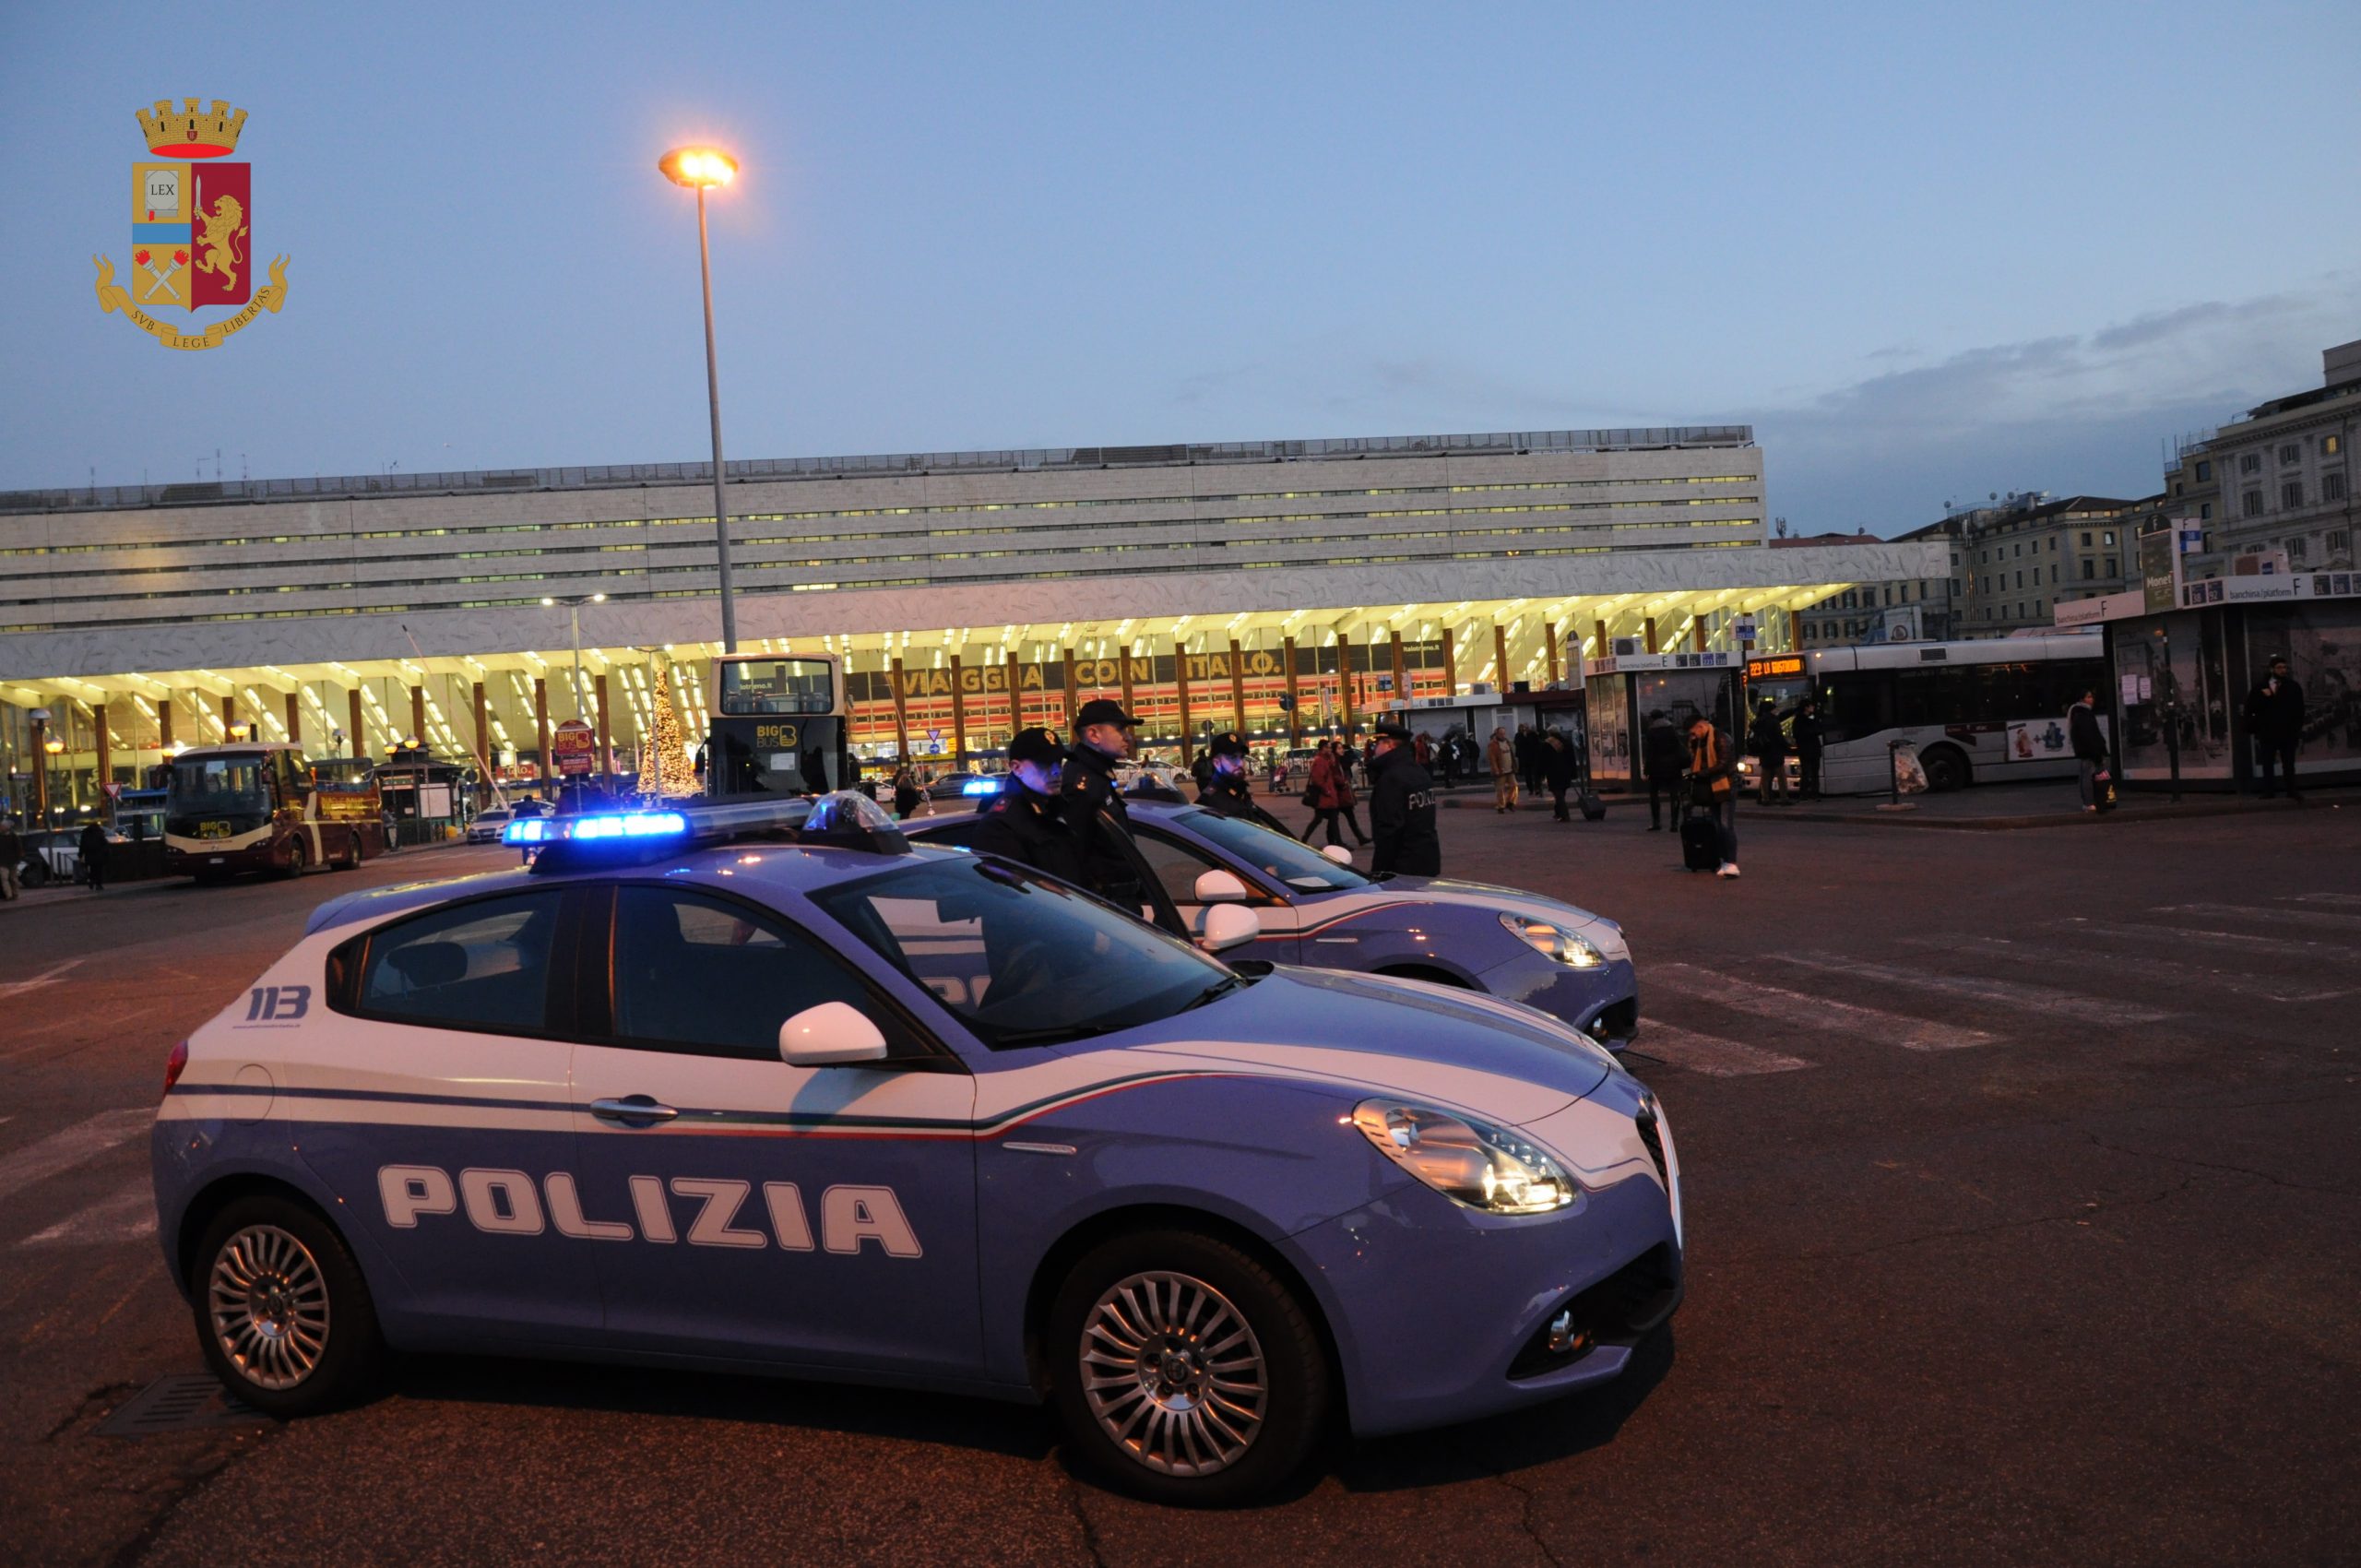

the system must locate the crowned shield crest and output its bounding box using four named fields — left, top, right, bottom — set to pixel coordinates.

left=95, top=99, right=288, bottom=351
